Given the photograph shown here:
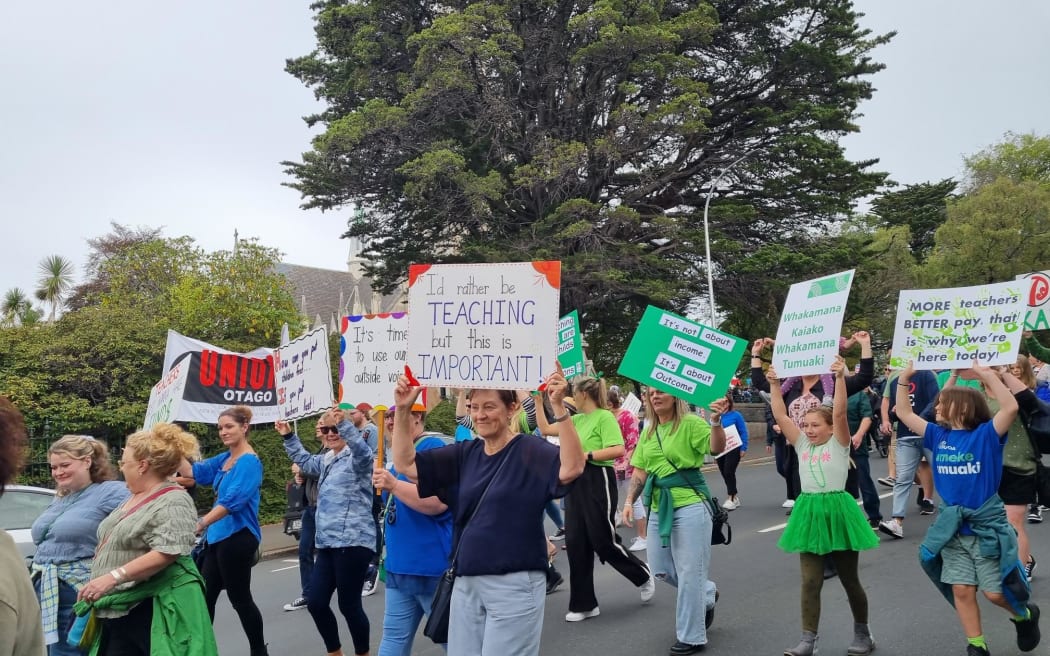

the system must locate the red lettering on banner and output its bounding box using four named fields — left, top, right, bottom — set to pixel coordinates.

left=200, top=351, right=218, bottom=386
left=219, top=354, right=238, bottom=387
